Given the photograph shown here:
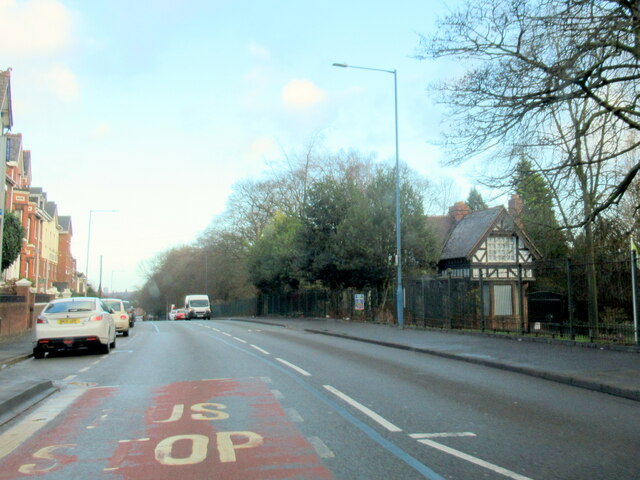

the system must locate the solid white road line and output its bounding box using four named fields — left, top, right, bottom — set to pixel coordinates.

left=417, top=438, right=534, bottom=480
left=323, top=385, right=402, bottom=432
left=250, top=344, right=270, bottom=355
left=276, top=358, right=312, bottom=376
left=63, top=375, right=77, bottom=381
